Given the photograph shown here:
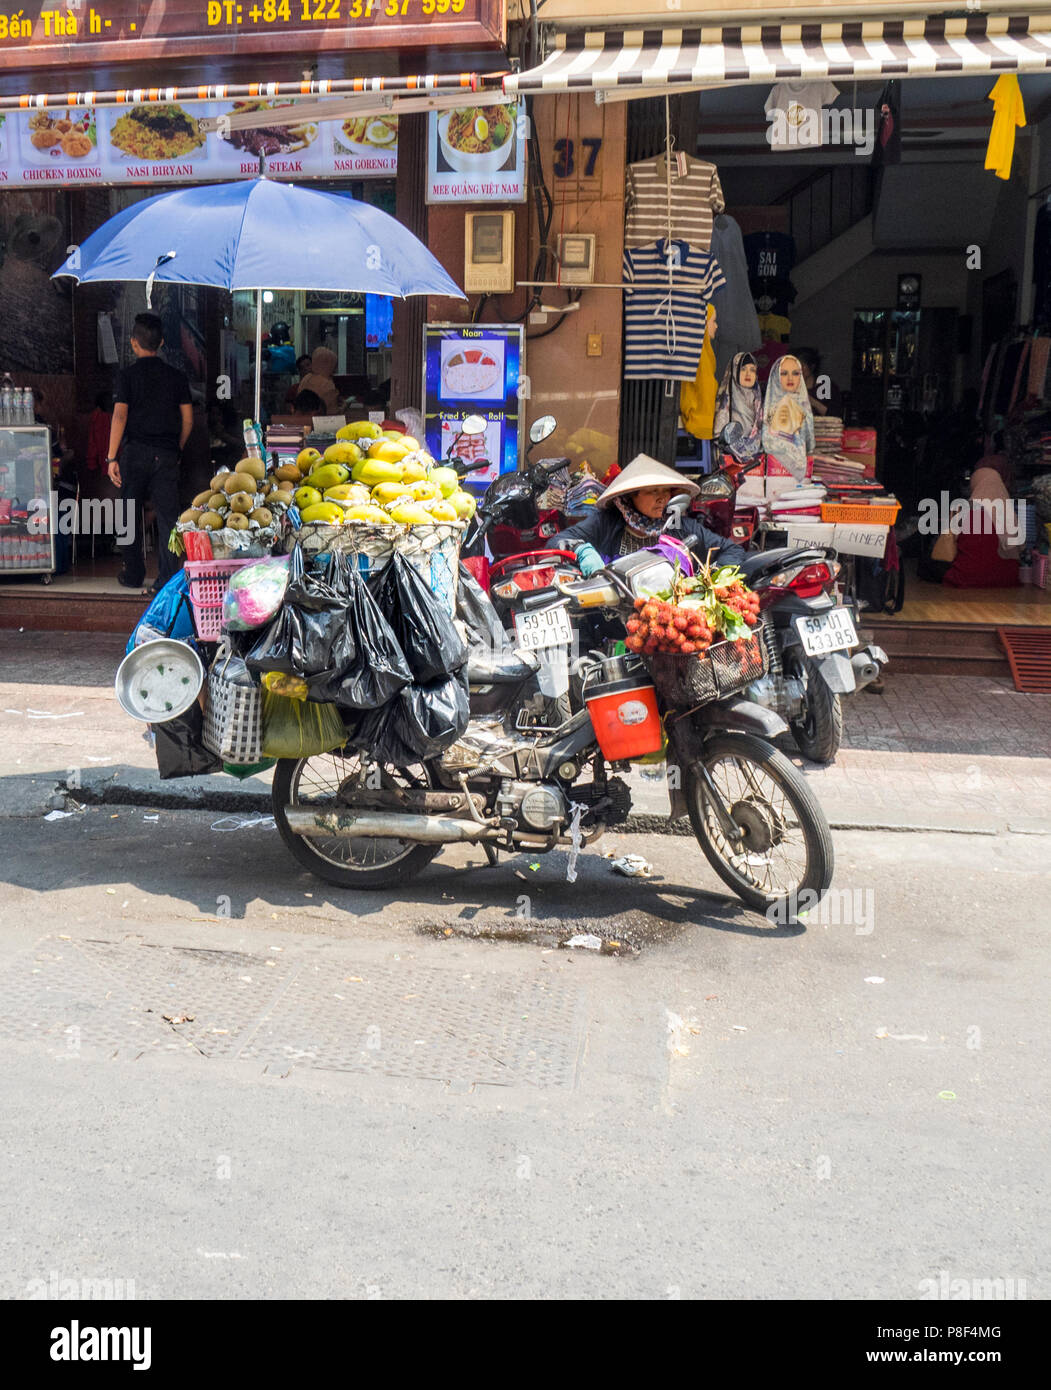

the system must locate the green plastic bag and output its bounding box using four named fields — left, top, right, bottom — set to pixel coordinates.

left=261, top=692, right=347, bottom=759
